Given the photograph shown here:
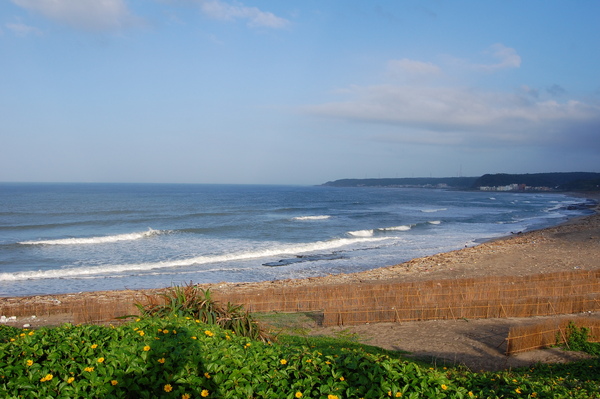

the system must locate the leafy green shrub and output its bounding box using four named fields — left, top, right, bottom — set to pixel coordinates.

left=560, top=321, right=600, bottom=356
left=136, top=284, right=270, bottom=342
